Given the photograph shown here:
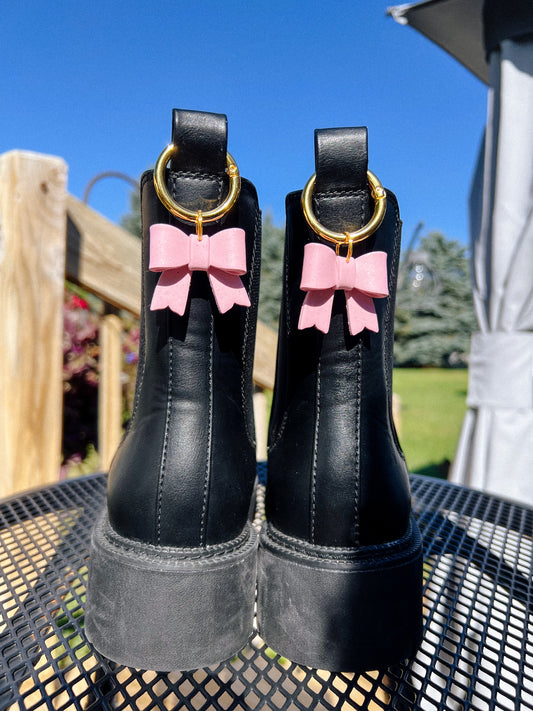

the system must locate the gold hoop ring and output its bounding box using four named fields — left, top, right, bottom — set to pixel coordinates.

left=154, top=144, right=241, bottom=223
left=301, top=170, right=387, bottom=245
